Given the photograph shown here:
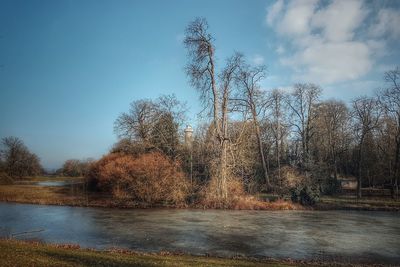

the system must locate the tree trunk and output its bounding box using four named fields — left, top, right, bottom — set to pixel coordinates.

left=276, top=138, right=281, bottom=187
left=255, top=122, right=270, bottom=188
left=250, top=105, right=270, bottom=189
left=220, top=138, right=228, bottom=199
left=219, top=84, right=229, bottom=200
left=357, top=140, right=363, bottom=199
left=393, top=133, right=400, bottom=199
